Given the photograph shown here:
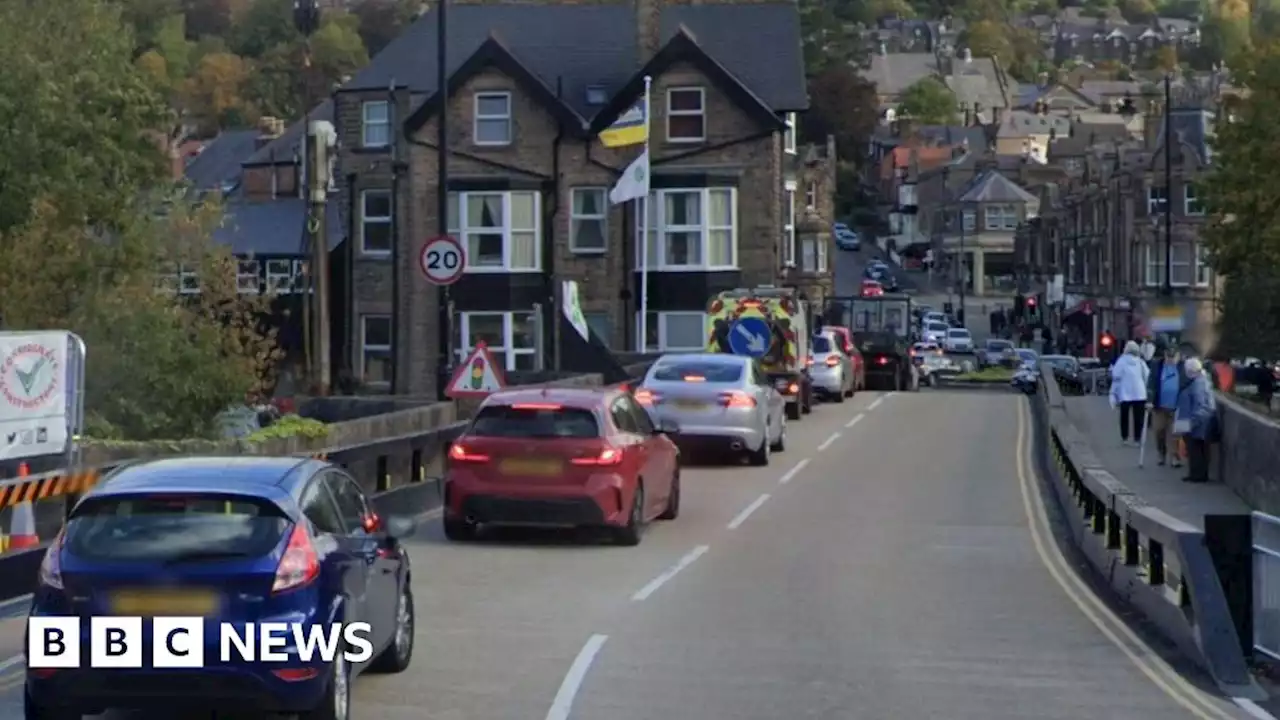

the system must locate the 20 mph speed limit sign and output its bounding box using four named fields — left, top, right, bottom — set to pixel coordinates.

left=419, top=235, right=465, bottom=286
